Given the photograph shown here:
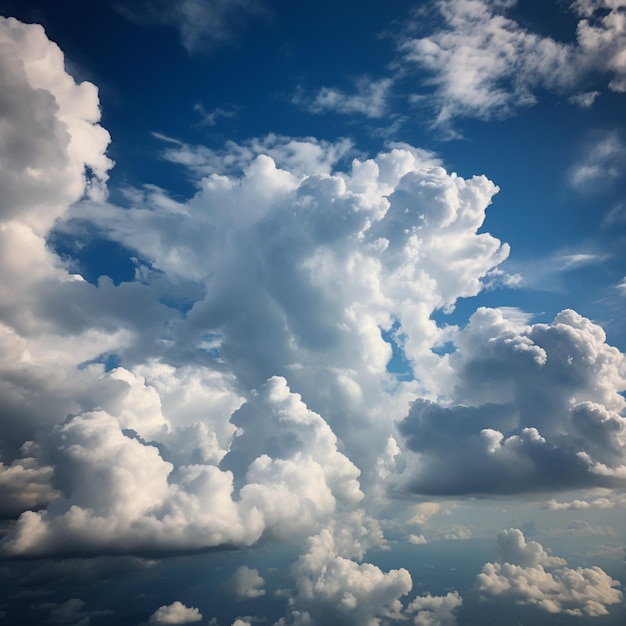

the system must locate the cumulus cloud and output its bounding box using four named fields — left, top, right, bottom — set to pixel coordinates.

left=1, top=13, right=624, bottom=586
left=225, top=566, right=266, bottom=600
left=281, top=522, right=412, bottom=626
left=0, top=17, right=111, bottom=233
left=395, top=308, right=626, bottom=495
left=72, top=132, right=509, bottom=480
left=0, top=451, right=59, bottom=518
left=406, top=591, right=462, bottom=626
left=0, top=376, right=365, bottom=556
left=149, top=601, right=202, bottom=624
left=545, top=491, right=626, bottom=509
left=477, top=529, right=623, bottom=616
left=402, top=0, right=626, bottom=124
